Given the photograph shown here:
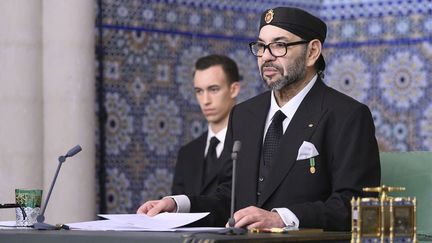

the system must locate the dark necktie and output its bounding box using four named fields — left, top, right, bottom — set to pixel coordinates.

left=204, top=136, right=220, bottom=179
left=263, top=110, right=286, bottom=166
